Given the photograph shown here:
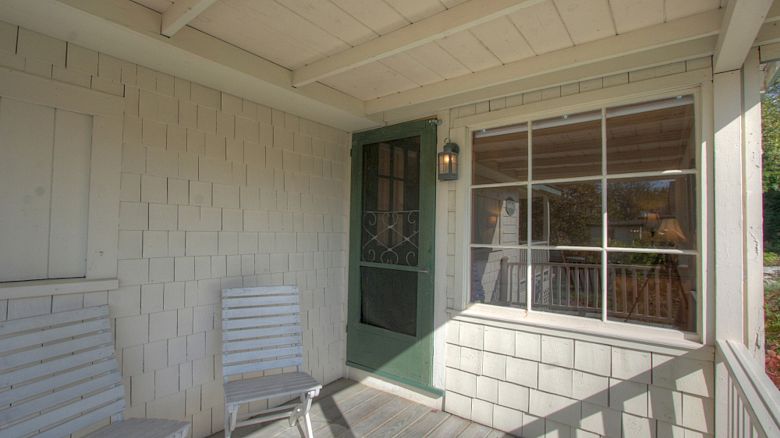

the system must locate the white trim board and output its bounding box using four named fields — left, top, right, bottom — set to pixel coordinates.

left=0, top=68, right=123, bottom=280
left=0, top=278, right=119, bottom=300
left=452, top=68, right=712, bottom=129
left=377, top=38, right=716, bottom=125
left=345, top=367, right=443, bottom=410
